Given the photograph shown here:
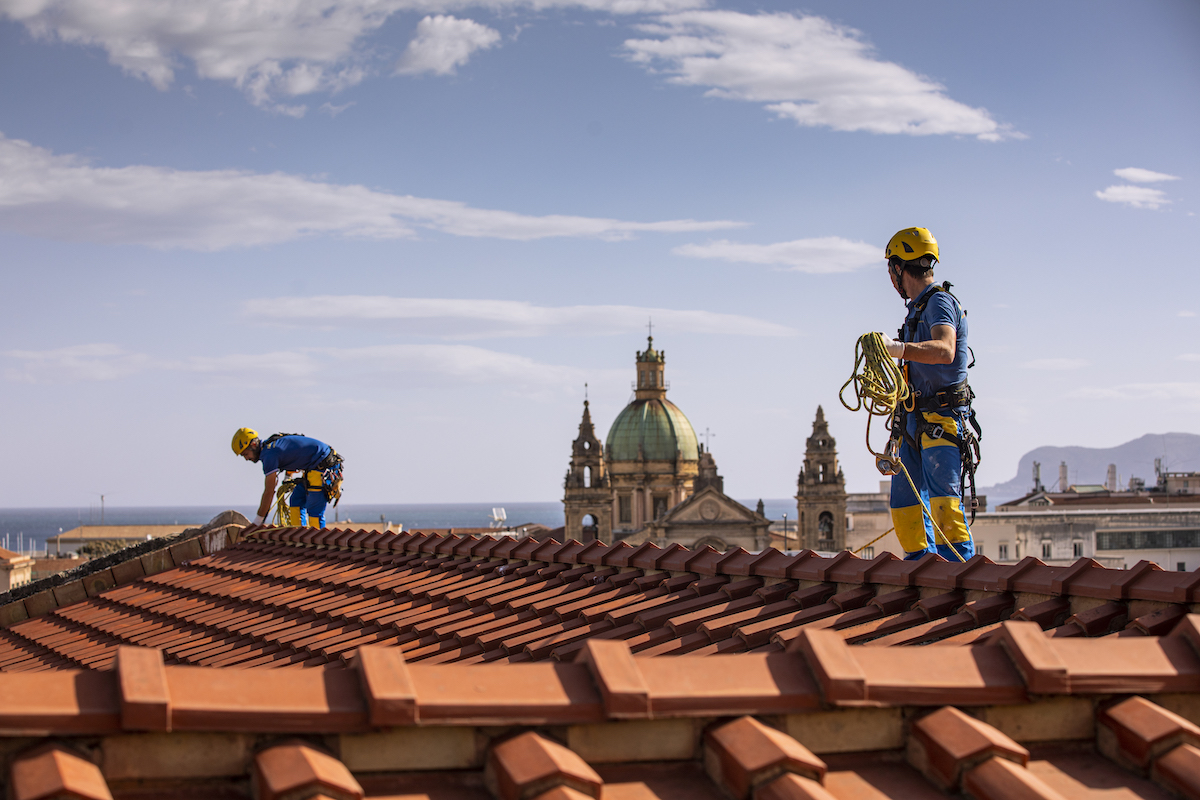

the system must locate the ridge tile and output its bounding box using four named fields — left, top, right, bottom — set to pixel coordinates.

left=907, top=705, right=1027, bottom=791
left=704, top=715, right=825, bottom=799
